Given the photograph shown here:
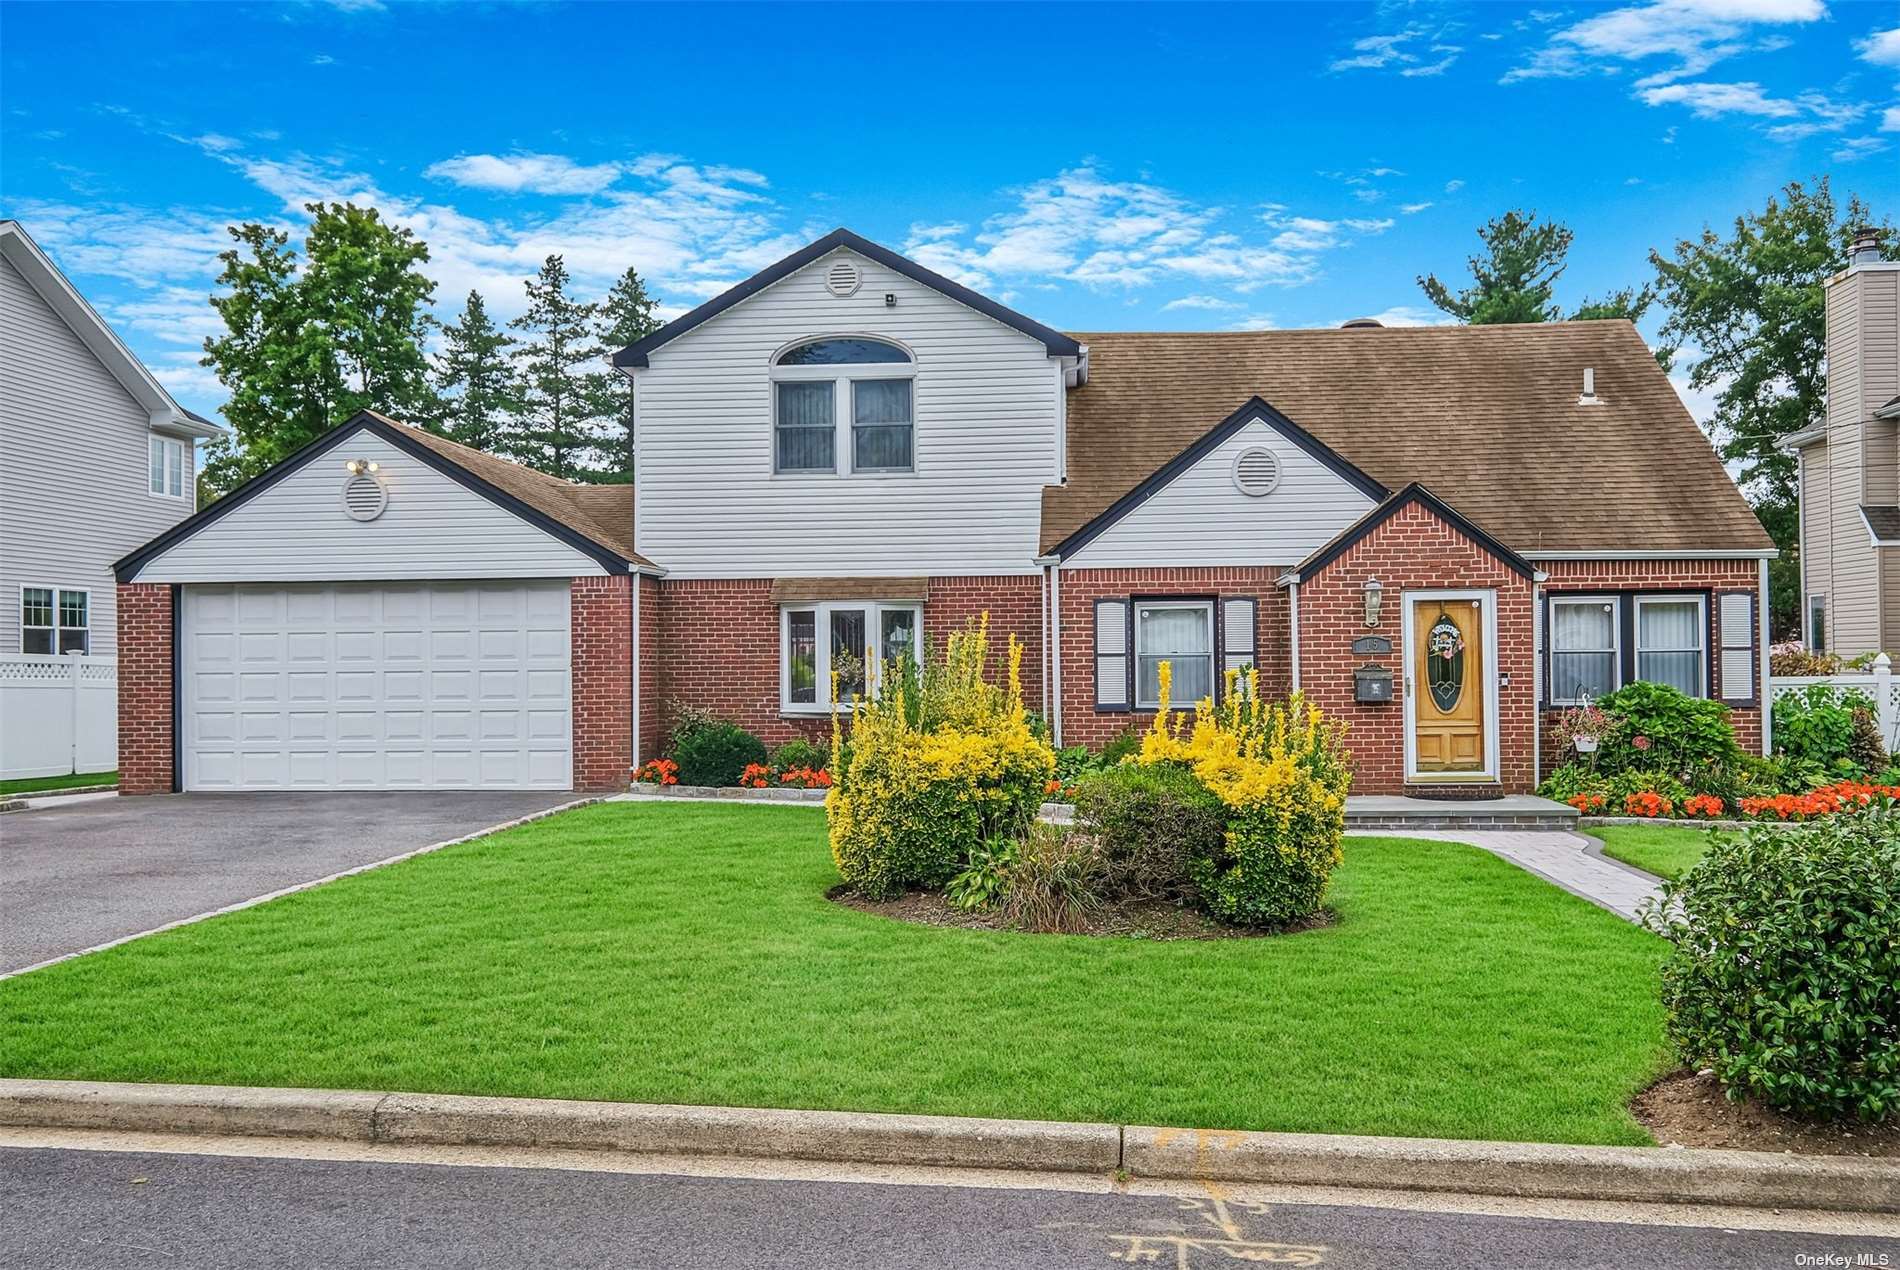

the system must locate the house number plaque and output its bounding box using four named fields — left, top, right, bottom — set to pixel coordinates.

left=1351, top=635, right=1393, bottom=656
